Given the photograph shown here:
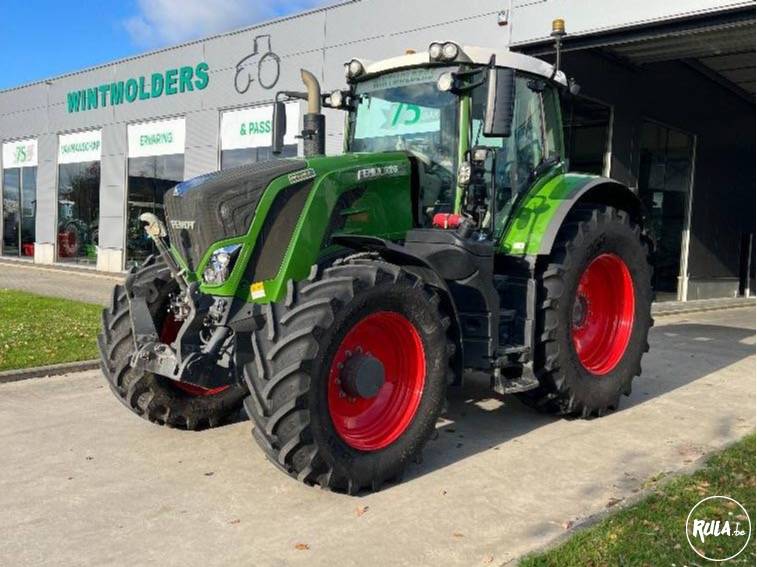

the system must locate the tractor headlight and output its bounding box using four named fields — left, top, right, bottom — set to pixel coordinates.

left=329, top=89, right=344, bottom=108
left=441, top=42, right=459, bottom=61
left=203, top=244, right=242, bottom=285
left=428, top=42, right=443, bottom=60
left=437, top=72, right=454, bottom=92
left=429, top=41, right=460, bottom=62
left=345, top=59, right=364, bottom=79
